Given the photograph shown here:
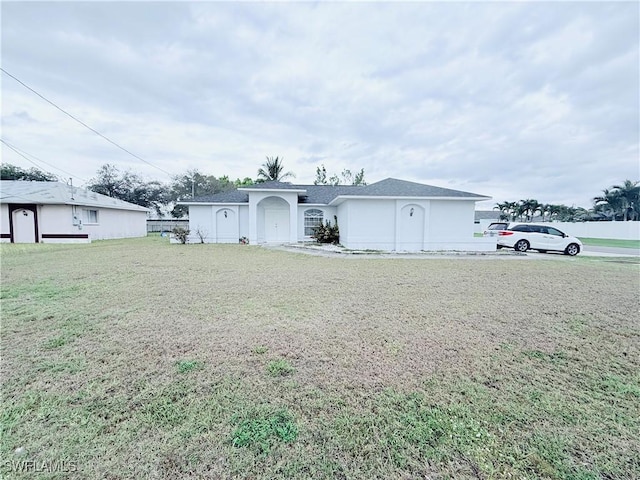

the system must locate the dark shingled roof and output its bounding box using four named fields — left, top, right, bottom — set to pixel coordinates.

left=183, top=178, right=488, bottom=204
left=353, top=178, right=486, bottom=198
left=185, top=189, right=249, bottom=203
